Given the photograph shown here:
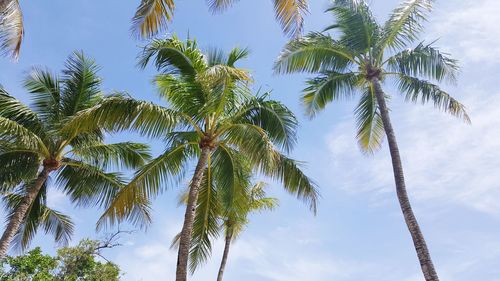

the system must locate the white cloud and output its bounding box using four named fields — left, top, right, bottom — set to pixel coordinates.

left=428, top=0, right=500, bottom=63
left=326, top=83, right=500, bottom=215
